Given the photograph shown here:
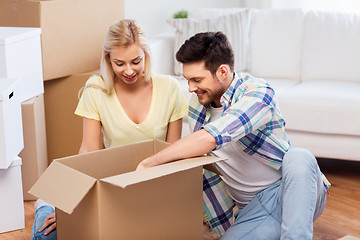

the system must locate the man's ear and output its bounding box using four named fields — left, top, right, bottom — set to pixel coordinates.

left=216, top=64, right=230, bottom=80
